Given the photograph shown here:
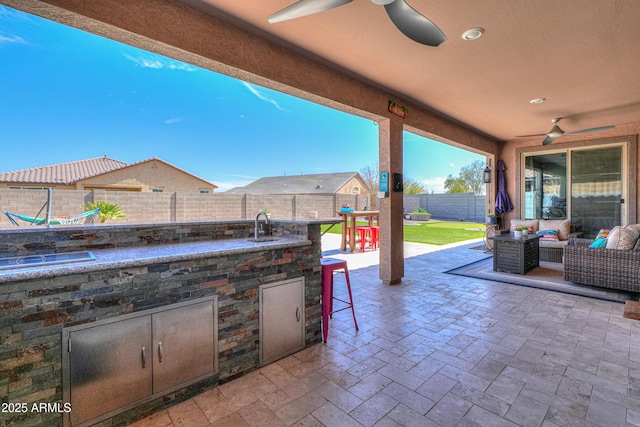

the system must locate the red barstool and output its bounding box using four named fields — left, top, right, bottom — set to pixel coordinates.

left=320, top=257, right=358, bottom=343
left=355, top=226, right=372, bottom=252
left=369, top=226, right=379, bottom=250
